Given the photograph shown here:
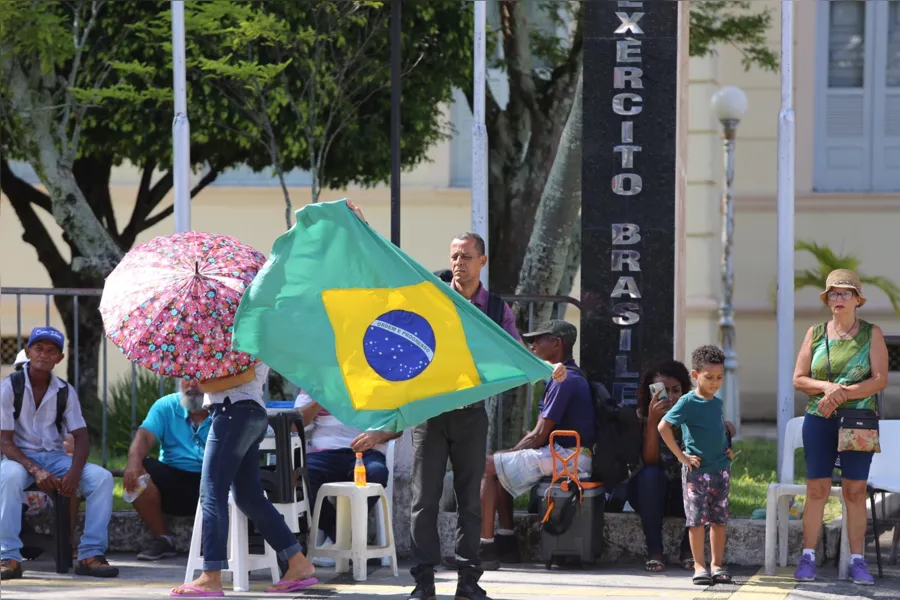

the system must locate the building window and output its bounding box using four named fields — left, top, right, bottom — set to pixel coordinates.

left=815, top=0, right=900, bottom=192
